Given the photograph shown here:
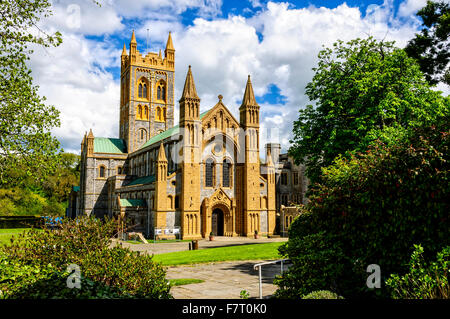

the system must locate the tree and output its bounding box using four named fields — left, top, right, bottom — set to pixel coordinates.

left=405, top=0, right=450, bottom=86
left=276, top=123, right=450, bottom=298
left=289, top=37, right=449, bottom=183
left=0, top=0, right=62, bottom=185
